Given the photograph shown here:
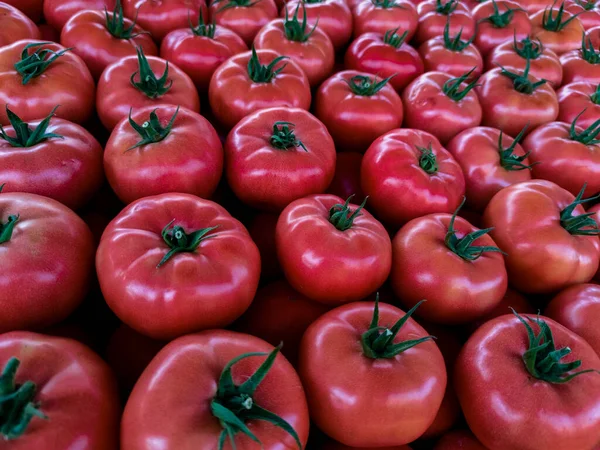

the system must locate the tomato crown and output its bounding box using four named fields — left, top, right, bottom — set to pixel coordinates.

left=442, top=68, right=479, bottom=102
left=213, top=0, right=262, bottom=13
left=0, top=105, right=62, bottom=148
left=130, top=48, right=173, bottom=98
left=497, top=125, right=537, bottom=171
left=14, top=42, right=71, bottom=85
left=569, top=110, right=600, bottom=145
left=346, top=74, right=395, bottom=96
left=371, top=0, right=404, bottom=8
left=383, top=28, right=409, bottom=48
left=435, top=0, right=458, bottom=15
left=574, top=0, right=597, bottom=11
left=247, top=47, right=289, bottom=83
left=105, top=0, right=145, bottom=40
left=442, top=20, right=475, bottom=52
left=190, top=10, right=217, bottom=38
left=0, top=358, right=47, bottom=440
left=211, top=344, right=303, bottom=450
left=270, top=121, right=308, bottom=152
left=0, top=214, right=19, bottom=245
left=156, top=220, right=219, bottom=268
left=560, top=184, right=600, bottom=236
left=499, top=58, right=547, bottom=94
left=592, top=83, right=600, bottom=104
left=126, top=106, right=179, bottom=150
left=328, top=195, right=368, bottom=231
left=479, top=0, right=522, bottom=29
left=542, top=2, right=581, bottom=32
left=284, top=4, right=319, bottom=42
left=581, top=33, right=600, bottom=64
left=513, top=35, right=544, bottom=60
left=416, top=143, right=438, bottom=174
